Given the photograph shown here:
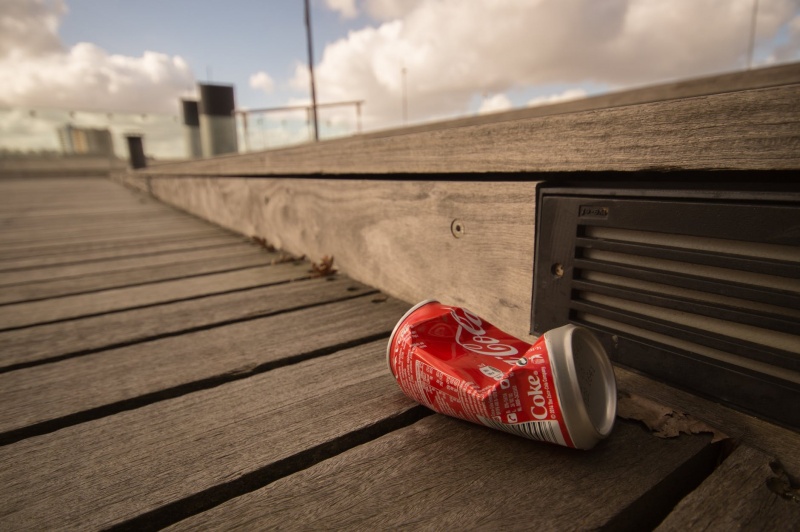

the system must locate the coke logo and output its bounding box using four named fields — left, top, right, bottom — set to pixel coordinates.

left=449, top=308, right=519, bottom=357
